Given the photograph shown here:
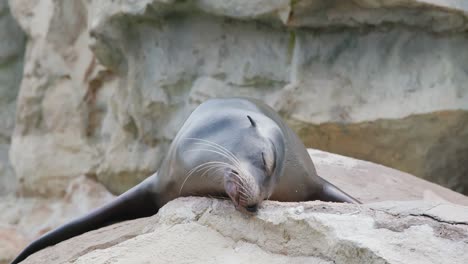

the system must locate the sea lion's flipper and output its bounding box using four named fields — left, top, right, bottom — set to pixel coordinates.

left=10, top=174, right=159, bottom=264
left=318, top=178, right=361, bottom=204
